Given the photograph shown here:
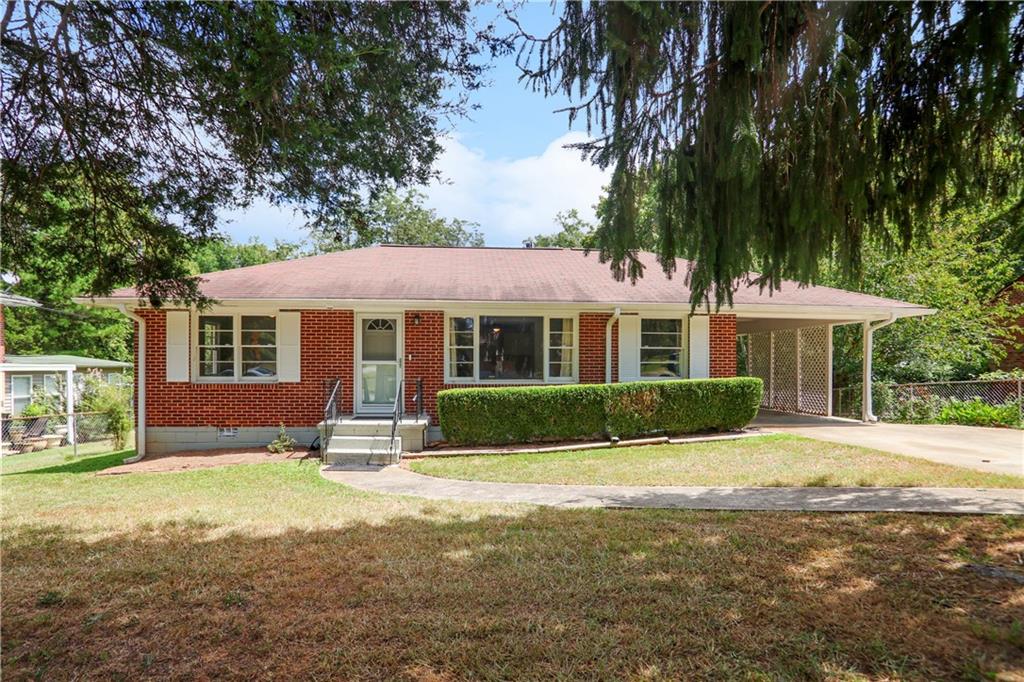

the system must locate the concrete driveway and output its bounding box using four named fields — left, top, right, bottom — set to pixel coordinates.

left=753, top=410, right=1024, bottom=477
